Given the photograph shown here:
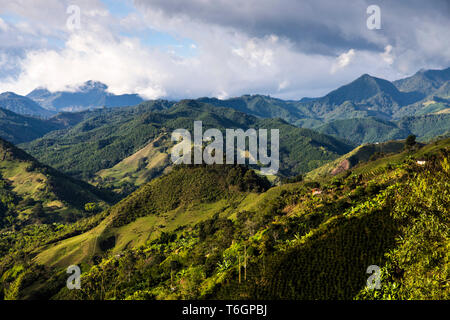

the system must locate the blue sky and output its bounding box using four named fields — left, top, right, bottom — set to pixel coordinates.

left=101, top=0, right=134, bottom=17
left=102, top=0, right=198, bottom=57
left=0, top=0, right=449, bottom=99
